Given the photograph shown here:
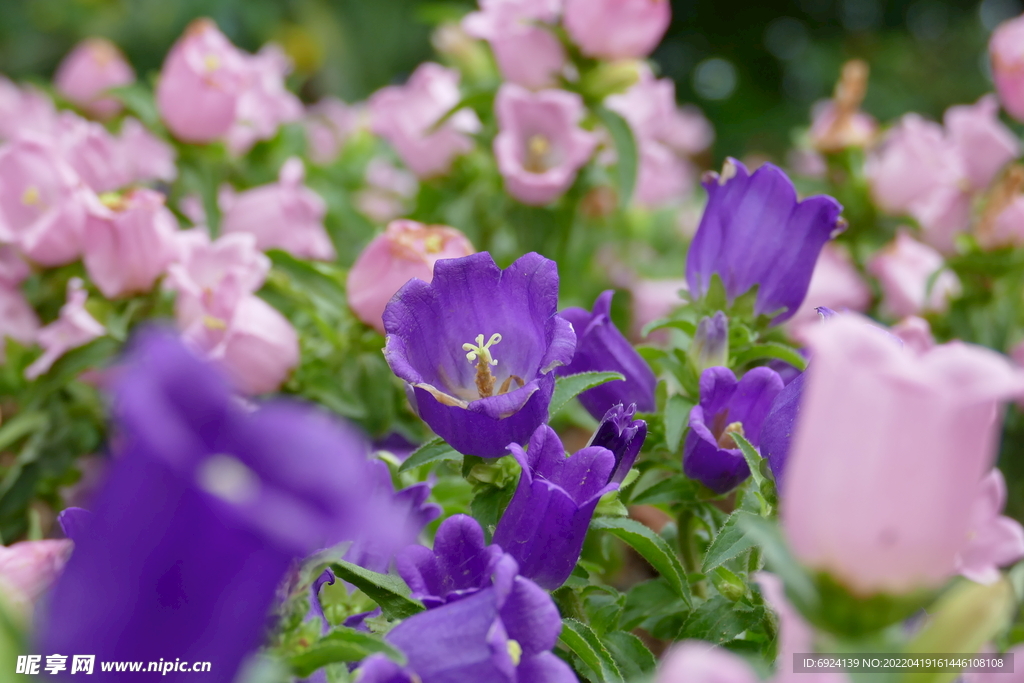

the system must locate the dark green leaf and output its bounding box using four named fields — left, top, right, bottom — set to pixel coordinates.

left=732, top=434, right=765, bottom=489
left=559, top=618, right=624, bottom=683
left=593, top=106, right=638, bottom=209
left=329, top=561, right=424, bottom=620
left=289, top=627, right=405, bottom=677
left=602, top=631, right=658, bottom=679
left=732, top=342, right=808, bottom=372
left=680, top=595, right=763, bottom=643
left=398, top=437, right=461, bottom=473
left=550, top=371, right=624, bottom=416
left=663, top=395, right=692, bottom=453
left=629, top=475, right=698, bottom=506
left=702, top=510, right=759, bottom=573
left=591, top=517, right=691, bottom=606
